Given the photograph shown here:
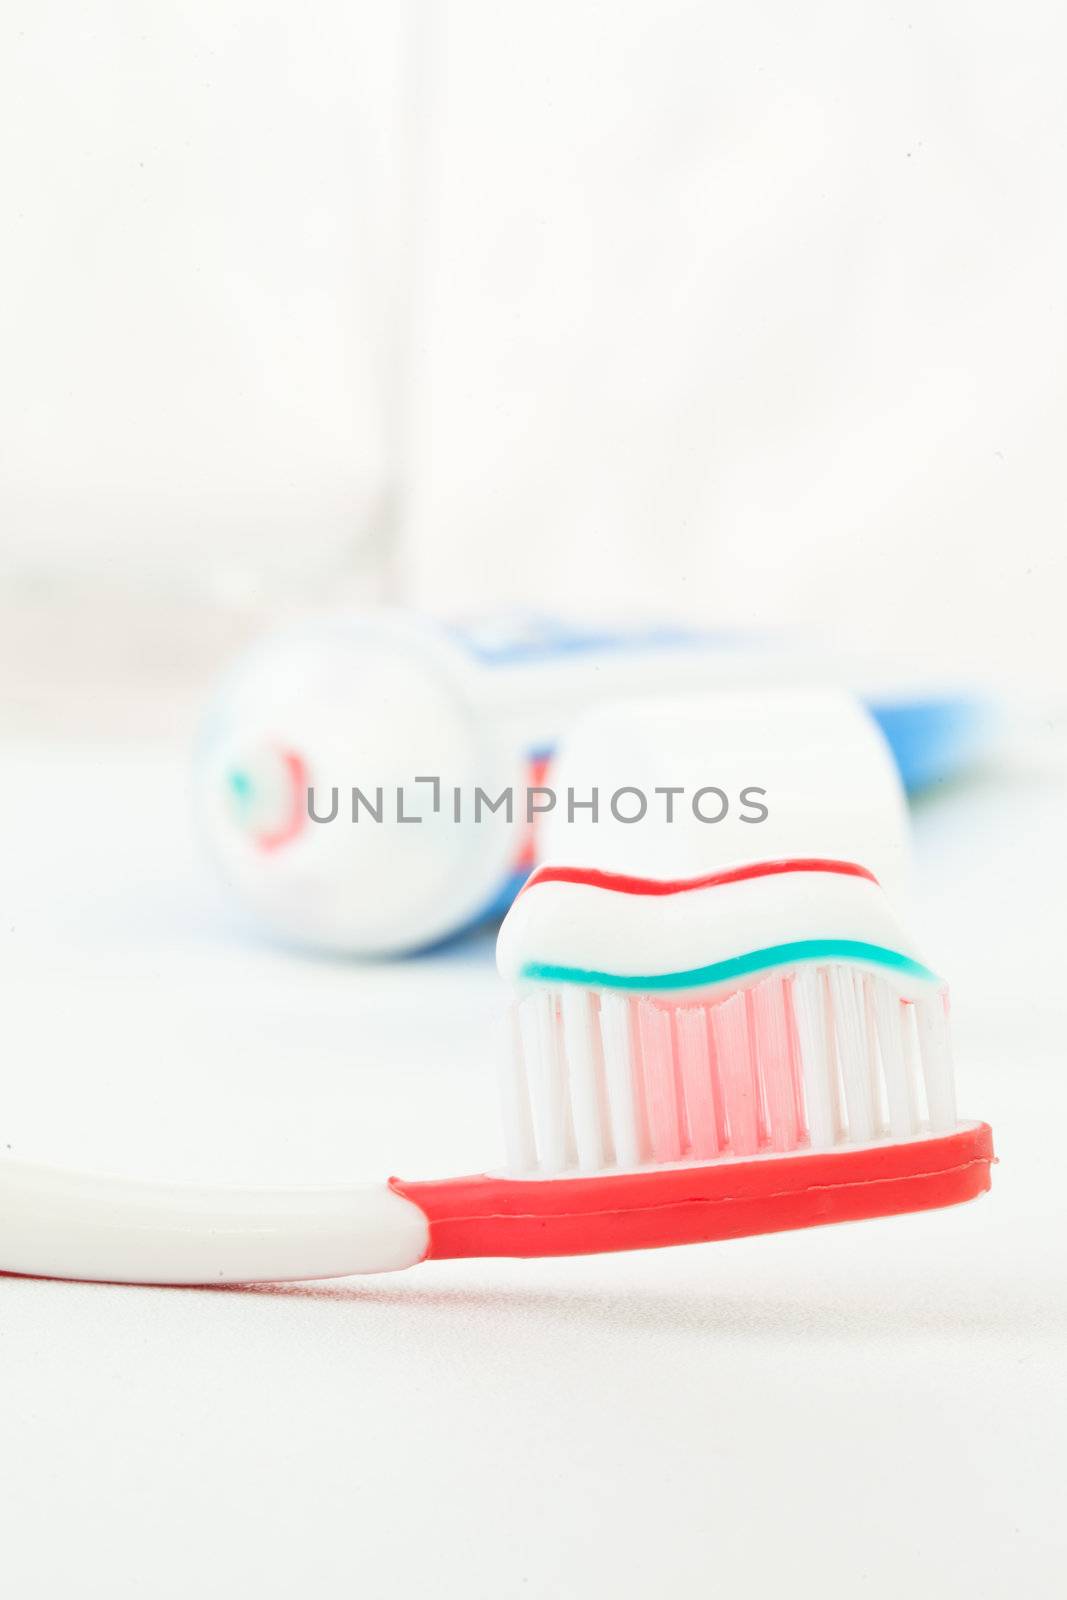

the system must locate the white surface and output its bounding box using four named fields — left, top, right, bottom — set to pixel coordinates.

left=1, top=730, right=1065, bottom=1596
